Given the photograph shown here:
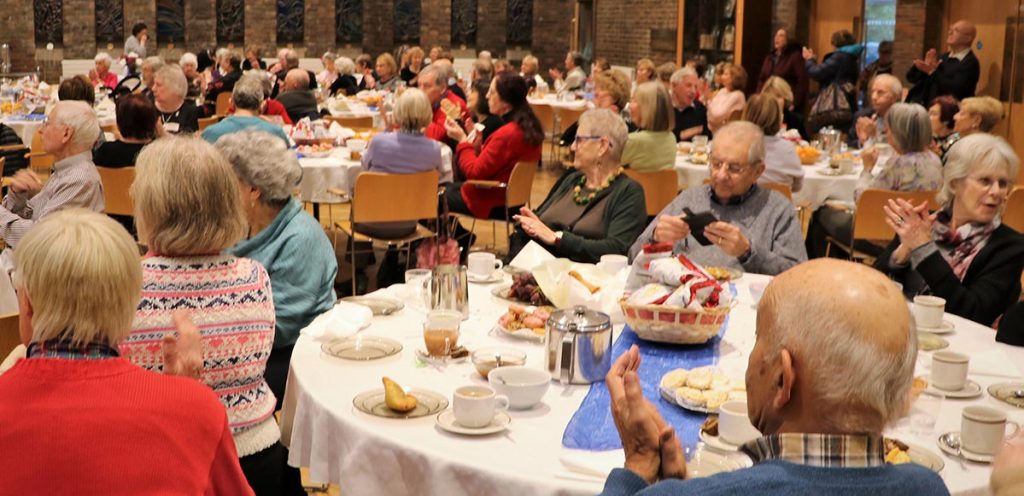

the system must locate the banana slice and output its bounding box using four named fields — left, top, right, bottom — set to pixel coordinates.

left=382, top=377, right=418, bottom=413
